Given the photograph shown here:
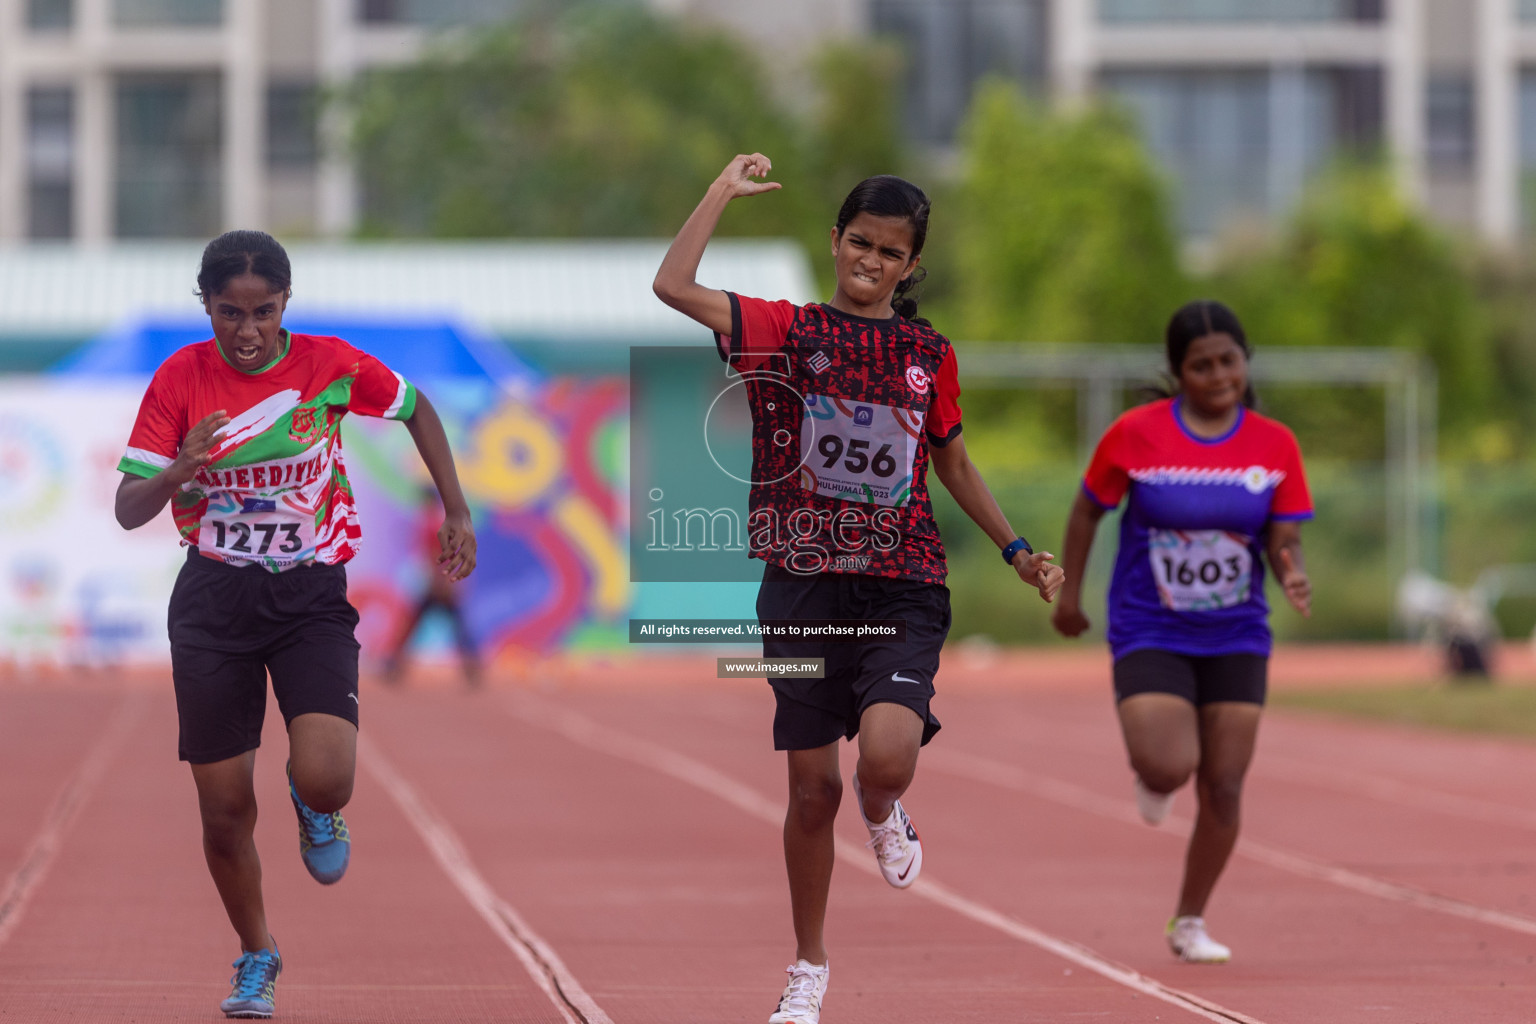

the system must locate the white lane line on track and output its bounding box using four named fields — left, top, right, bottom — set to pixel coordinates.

left=502, top=693, right=1271, bottom=1024
left=1257, top=752, right=1536, bottom=832
left=0, top=692, right=144, bottom=949
left=358, top=734, right=613, bottom=1024
left=949, top=713, right=1536, bottom=833
left=926, top=748, right=1536, bottom=940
